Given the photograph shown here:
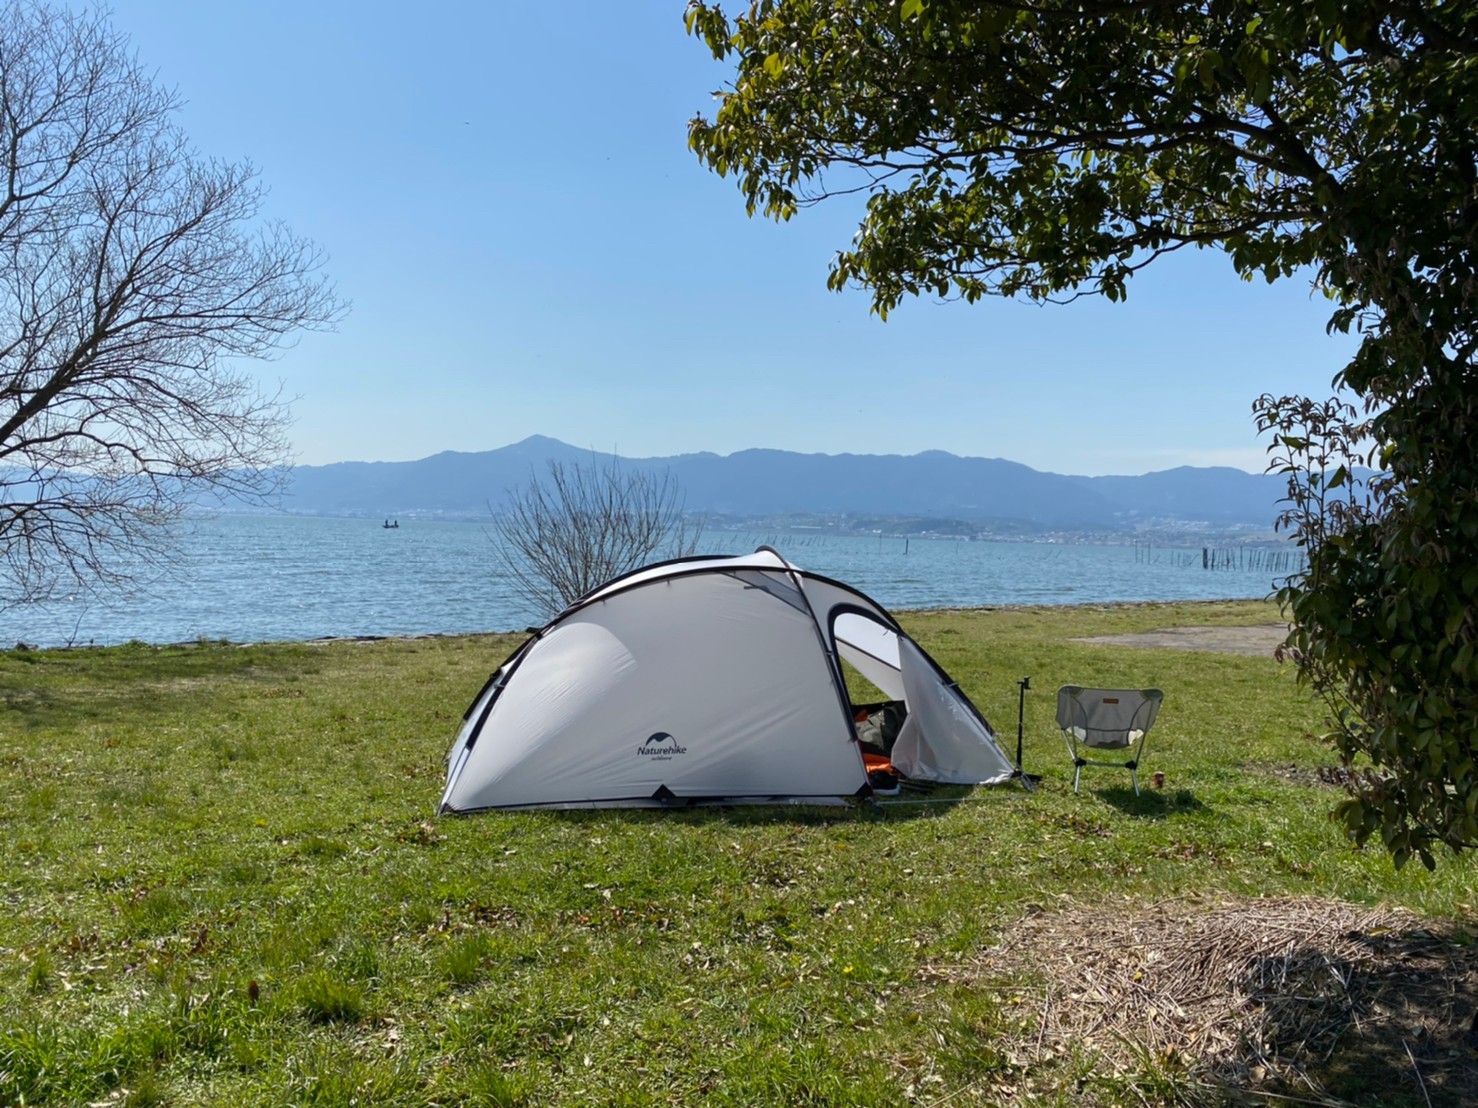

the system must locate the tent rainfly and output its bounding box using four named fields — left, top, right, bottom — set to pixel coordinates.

left=440, top=548, right=1017, bottom=812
